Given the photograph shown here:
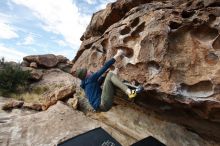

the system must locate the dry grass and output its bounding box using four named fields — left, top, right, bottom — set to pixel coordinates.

left=8, top=85, right=51, bottom=103
left=32, top=86, right=49, bottom=95
left=2, top=83, right=68, bottom=103
left=10, top=92, right=44, bottom=103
